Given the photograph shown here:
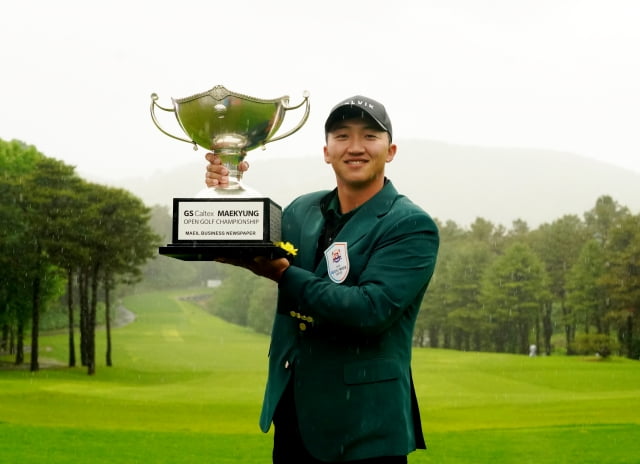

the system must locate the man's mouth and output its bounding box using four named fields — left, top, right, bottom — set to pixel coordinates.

left=345, top=159, right=367, bottom=165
